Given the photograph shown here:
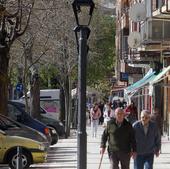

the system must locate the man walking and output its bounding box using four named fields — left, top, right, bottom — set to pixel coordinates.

left=133, top=109, right=161, bottom=169
left=100, top=107, right=136, bottom=169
